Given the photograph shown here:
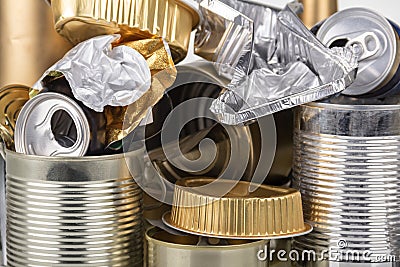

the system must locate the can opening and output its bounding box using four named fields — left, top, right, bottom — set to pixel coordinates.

left=51, top=110, right=77, bottom=148
left=328, top=38, right=349, bottom=48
